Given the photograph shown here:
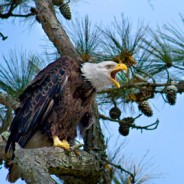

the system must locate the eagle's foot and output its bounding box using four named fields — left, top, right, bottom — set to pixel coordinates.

left=53, top=136, right=70, bottom=151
